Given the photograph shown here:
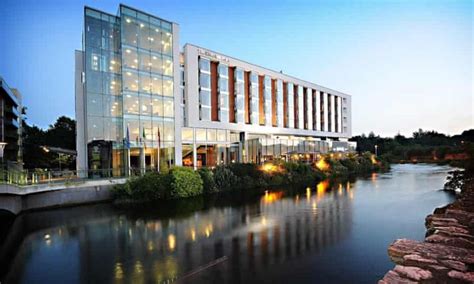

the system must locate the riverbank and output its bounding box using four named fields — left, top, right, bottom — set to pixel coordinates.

left=113, top=153, right=389, bottom=202
left=379, top=180, right=474, bottom=283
